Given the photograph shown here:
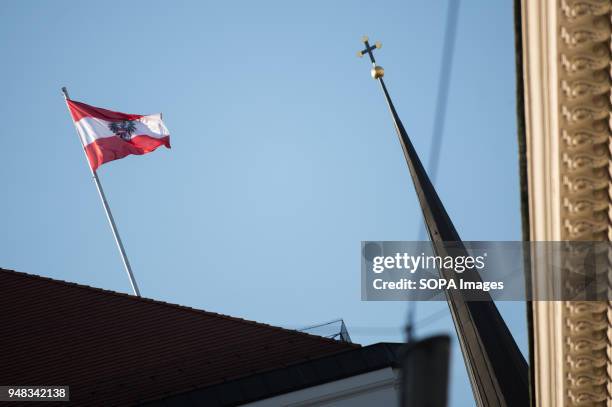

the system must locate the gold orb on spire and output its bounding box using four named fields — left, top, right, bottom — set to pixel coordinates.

left=371, top=65, right=384, bottom=79
left=362, top=35, right=369, bottom=42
